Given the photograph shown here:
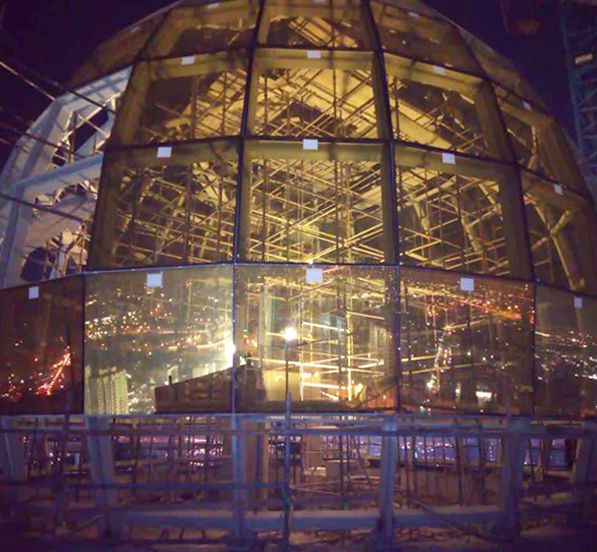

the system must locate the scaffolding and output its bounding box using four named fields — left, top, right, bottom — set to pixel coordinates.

left=1, top=412, right=597, bottom=549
